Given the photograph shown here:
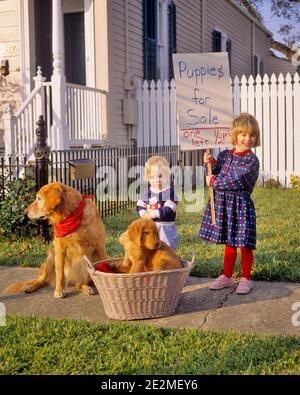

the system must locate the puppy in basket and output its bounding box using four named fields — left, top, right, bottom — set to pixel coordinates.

left=110, top=218, right=182, bottom=273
